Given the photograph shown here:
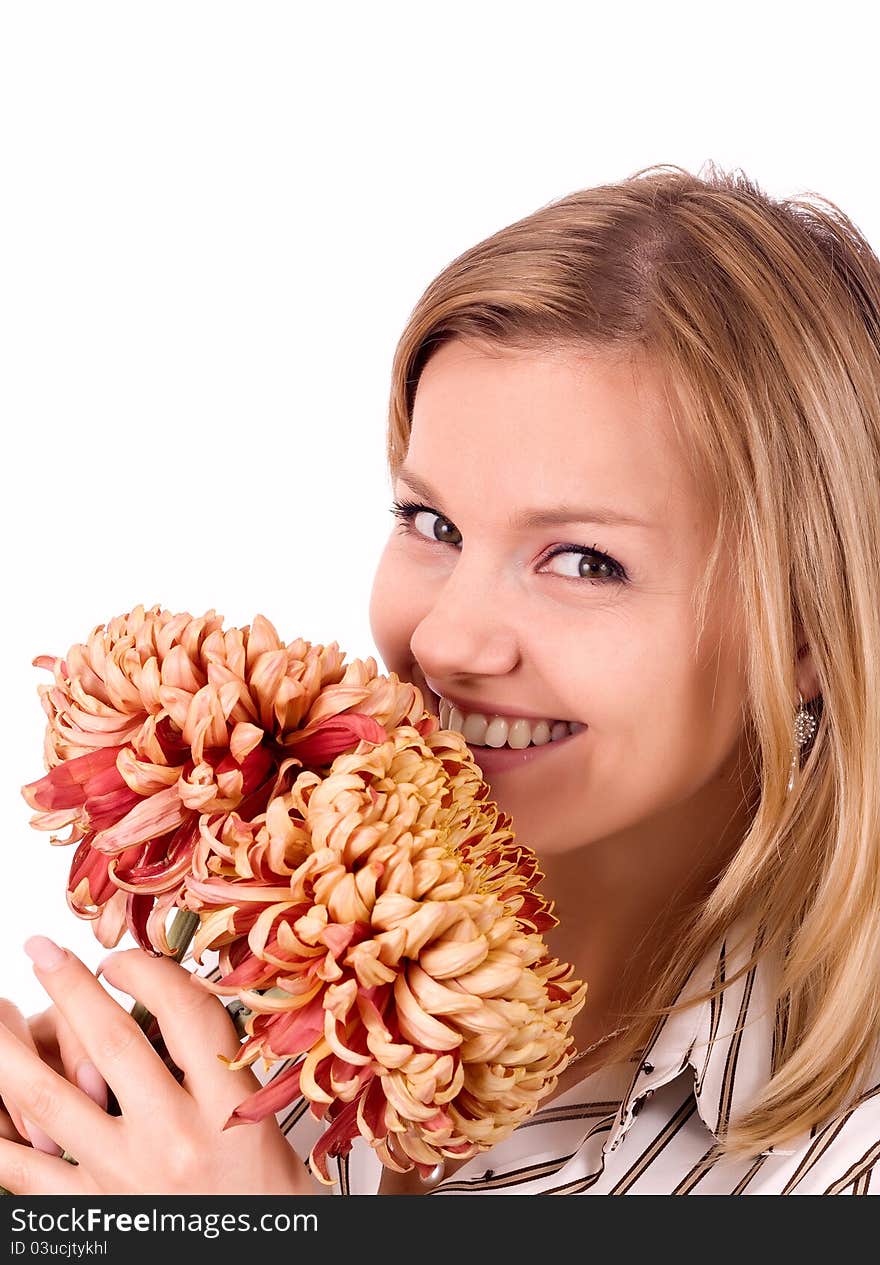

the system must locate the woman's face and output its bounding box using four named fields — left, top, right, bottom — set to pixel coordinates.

left=369, top=338, right=750, bottom=858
